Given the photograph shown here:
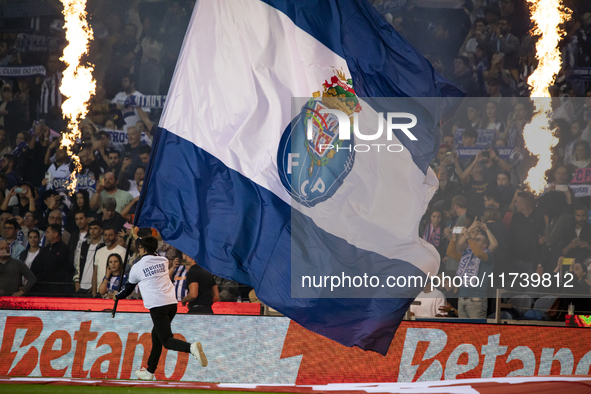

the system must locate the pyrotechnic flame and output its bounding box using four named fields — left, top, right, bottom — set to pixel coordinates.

left=59, top=0, right=95, bottom=193
left=523, top=0, right=571, bottom=194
